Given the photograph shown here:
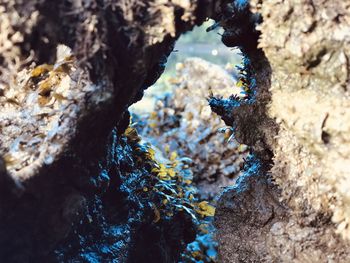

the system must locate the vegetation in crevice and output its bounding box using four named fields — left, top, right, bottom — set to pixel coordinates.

left=54, top=112, right=218, bottom=261
left=123, top=122, right=218, bottom=262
